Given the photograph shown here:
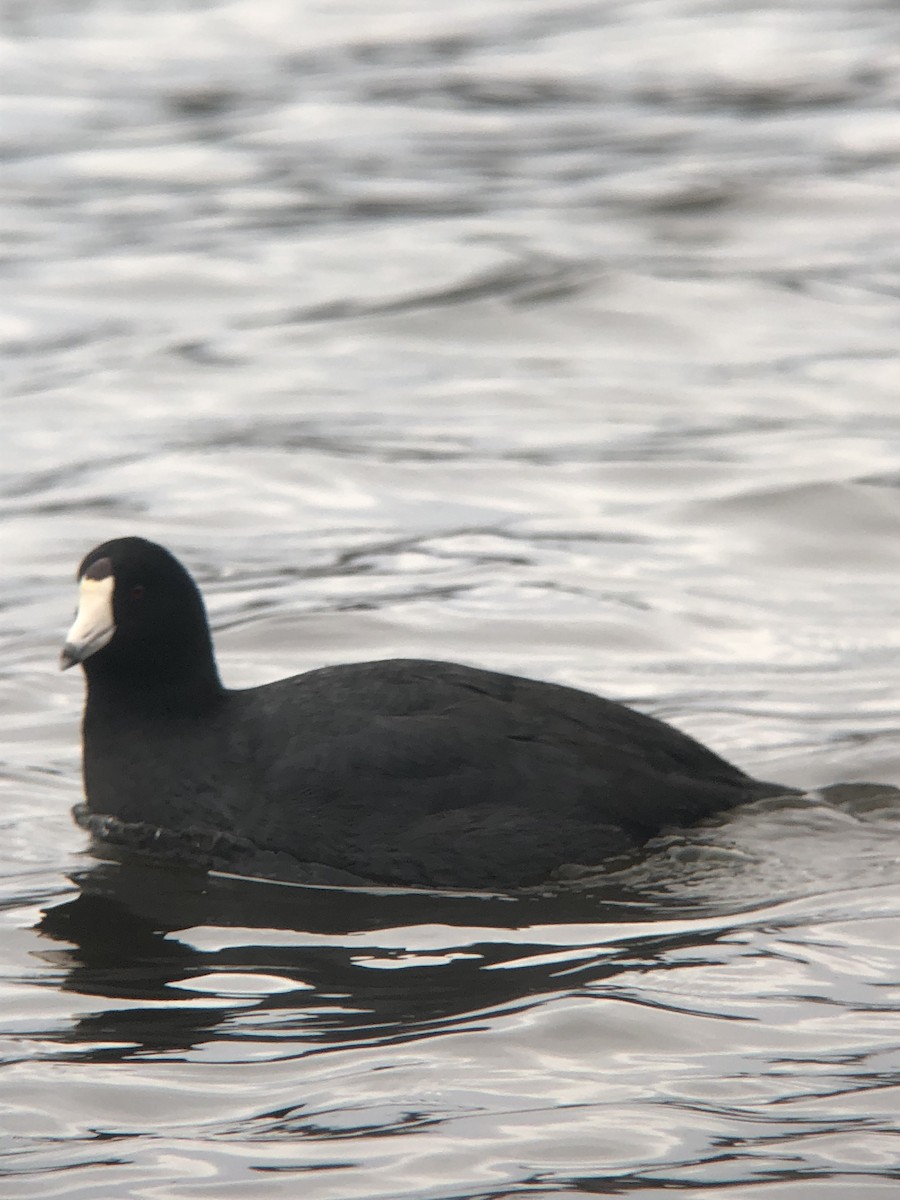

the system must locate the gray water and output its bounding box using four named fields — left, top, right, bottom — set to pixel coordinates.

left=3, top=1, right=900, bottom=1196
